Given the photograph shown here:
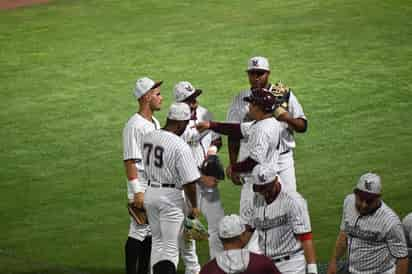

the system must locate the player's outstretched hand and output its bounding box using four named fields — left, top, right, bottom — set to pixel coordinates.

left=192, top=121, right=210, bottom=133
left=200, top=175, right=218, bottom=188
